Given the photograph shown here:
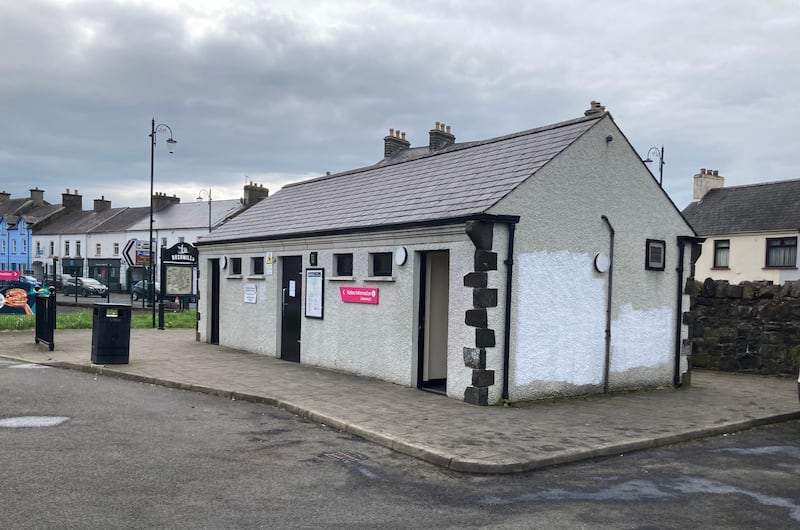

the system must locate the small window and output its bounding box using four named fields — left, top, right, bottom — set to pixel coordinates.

left=231, top=257, right=242, bottom=275
left=76, top=241, right=81, bottom=256
left=49, top=241, right=54, bottom=256
left=370, top=252, right=393, bottom=277
left=713, top=239, right=730, bottom=268
left=178, top=236, right=185, bottom=243
left=65, top=241, right=70, bottom=256
left=1, top=240, right=5, bottom=253
left=645, top=239, right=666, bottom=271
left=334, top=253, right=353, bottom=276
left=21, top=240, right=27, bottom=253
left=36, top=241, right=41, bottom=255
left=251, top=256, right=264, bottom=275
left=95, top=243, right=102, bottom=256
left=161, top=237, right=167, bottom=248
left=12, top=240, right=17, bottom=253
left=766, top=237, right=797, bottom=267
left=113, top=243, right=119, bottom=256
